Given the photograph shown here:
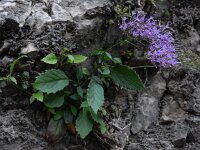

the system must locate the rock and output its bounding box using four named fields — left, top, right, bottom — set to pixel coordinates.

left=20, top=43, right=39, bottom=54
left=131, top=73, right=166, bottom=134
left=127, top=143, right=143, bottom=150
left=0, top=0, right=32, bottom=27
left=51, top=3, right=72, bottom=22
left=189, top=87, right=200, bottom=115
left=188, top=126, right=200, bottom=143
left=0, top=41, right=11, bottom=55
left=161, top=95, right=186, bottom=122
left=26, top=3, right=52, bottom=30
left=171, top=122, right=189, bottom=148
left=1, top=56, right=13, bottom=66
left=0, top=110, right=47, bottom=150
